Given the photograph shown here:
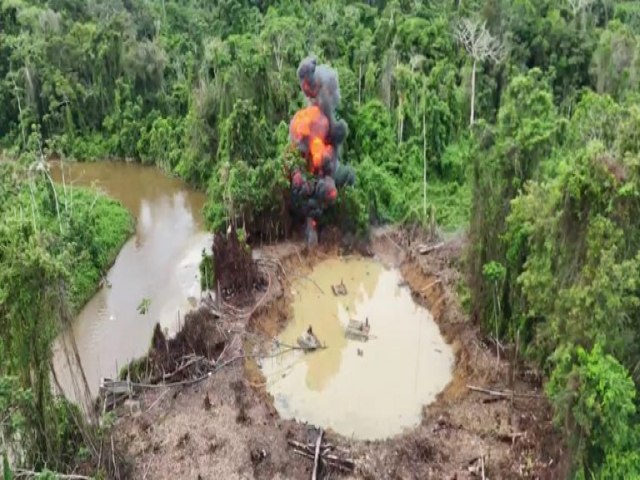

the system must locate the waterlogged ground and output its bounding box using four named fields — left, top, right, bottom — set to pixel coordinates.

left=51, top=161, right=210, bottom=397
left=260, top=257, right=454, bottom=440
